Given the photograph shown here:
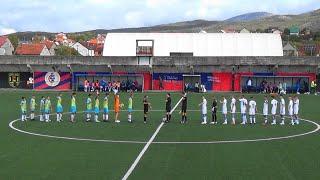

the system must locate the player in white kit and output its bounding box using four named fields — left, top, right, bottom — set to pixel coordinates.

left=293, top=95, right=300, bottom=125
left=230, top=96, right=236, bottom=125
left=220, top=96, right=228, bottom=124
left=271, top=96, right=278, bottom=125
left=248, top=97, right=257, bottom=124
left=199, top=96, right=207, bottom=124
left=239, top=95, right=248, bottom=125
left=279, top=95, right=286, bottom=125
left=288, top=96, right=294, bottom=125
left=263, top=96, right=269, bottom=125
